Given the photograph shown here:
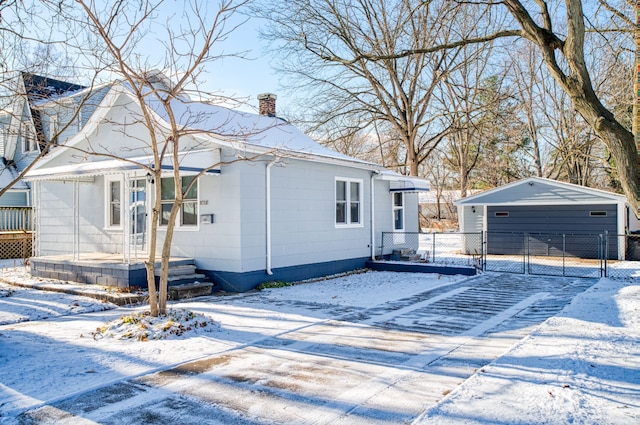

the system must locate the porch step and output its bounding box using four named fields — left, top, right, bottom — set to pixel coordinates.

left=155, top=264, right=198, bottom=277
left=166, top=273, right=208, bottom=284
left=154, top=259, right=215, bottom=297
left=391, top=248, right=422, bottom=262
left=168, top=282, right=214, bottom=300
